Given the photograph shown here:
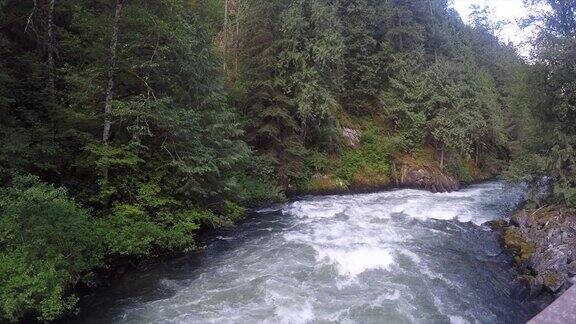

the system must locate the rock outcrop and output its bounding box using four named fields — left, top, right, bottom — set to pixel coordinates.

left=396, top=156, right=460, bottom=192
left=342, top=128, right=361, bottom=148
left=503, top=206, right=576, bottom=296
